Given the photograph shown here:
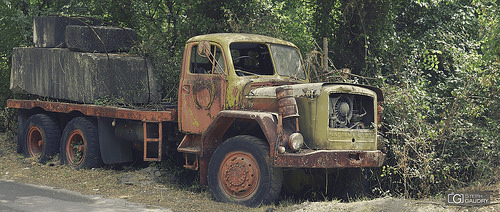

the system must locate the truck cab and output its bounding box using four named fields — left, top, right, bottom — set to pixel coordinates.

left=178, top=33, right=306, bottom=133
left=177, top=33, right=385, bottom=206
